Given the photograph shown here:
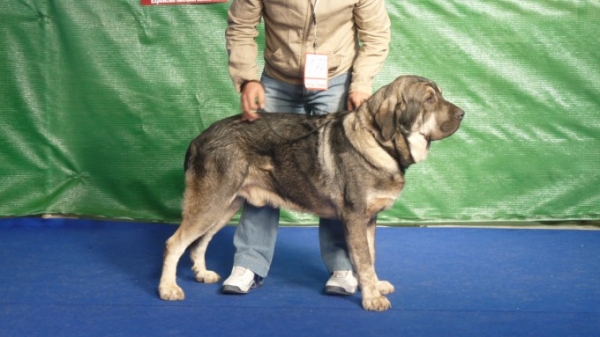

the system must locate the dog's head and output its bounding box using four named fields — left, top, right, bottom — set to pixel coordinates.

left=360, top=75, right=464, bottom=163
